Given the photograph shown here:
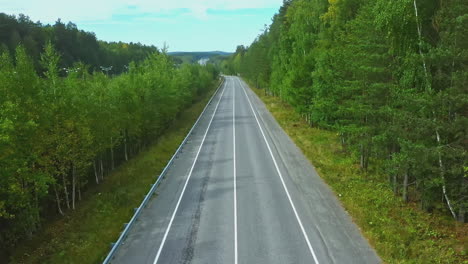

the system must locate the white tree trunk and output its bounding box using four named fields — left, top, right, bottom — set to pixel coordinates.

left=54, top=184, right=64, bottom=215
left=124, top=136, right=129, bottom=161
left=436, top=130, right=457, bottom=219
left=78, top=177, right=81, bottom=201
left=413, top=0, right=430, bottom=90
left=100, top=157, right=104, bottom=180
left=403, top=170, right=409, bottom=202
left=62, top=173, right=70, bottom=209
left=111, top=136, right=115, bottom=170
left=72, top=164, right=76, bottom=210
left=93, top=160, right=99, bottom=184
